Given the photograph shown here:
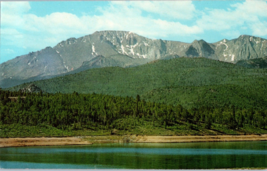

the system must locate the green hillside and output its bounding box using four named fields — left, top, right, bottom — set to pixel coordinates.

left=1, top=89, right=267, bottom=138
left=9, top=57, right=267, bottom=109
left=236, top=57, right=267, bottom=68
